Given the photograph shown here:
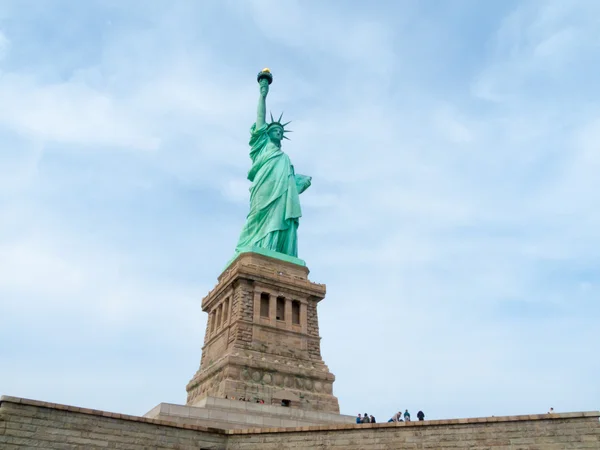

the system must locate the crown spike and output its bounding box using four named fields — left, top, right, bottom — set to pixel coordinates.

left=283, top=130, right=293, bottom=133
left=270, top=111, right=274, bottom=122
left=278, top=112, right=284, bottom=123
left=282, top=121, right=292, bottom=127
left=283, top=135, right=291, bottom=140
